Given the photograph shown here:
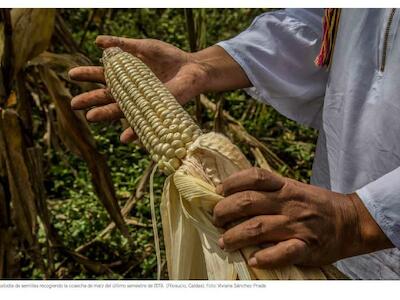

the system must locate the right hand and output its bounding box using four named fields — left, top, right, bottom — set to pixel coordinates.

left=68, top=35, right=209, bottom=143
